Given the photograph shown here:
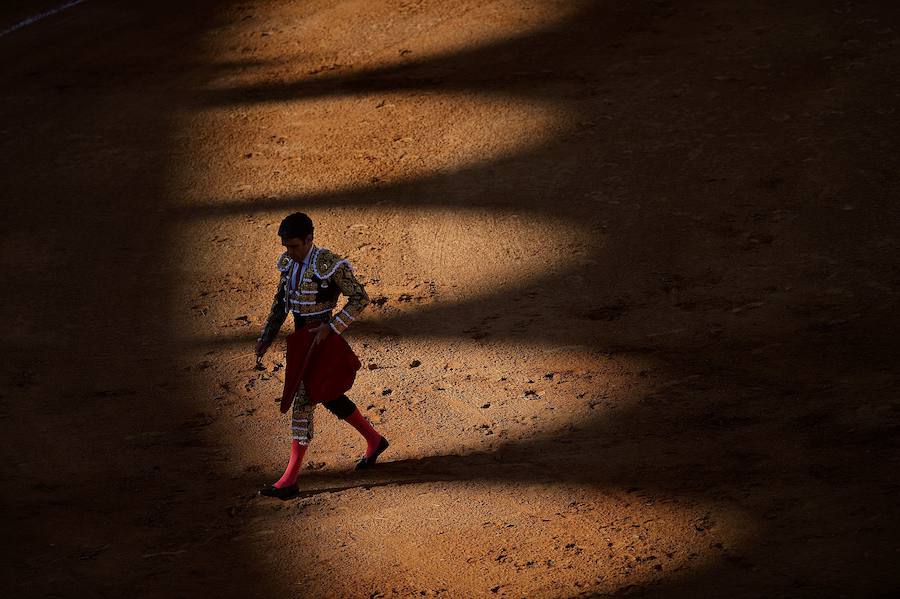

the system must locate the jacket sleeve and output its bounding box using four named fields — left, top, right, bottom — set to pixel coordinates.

left=258, top=275, right=288, bottom=345
left=328, top=262, right=369, bottom=334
